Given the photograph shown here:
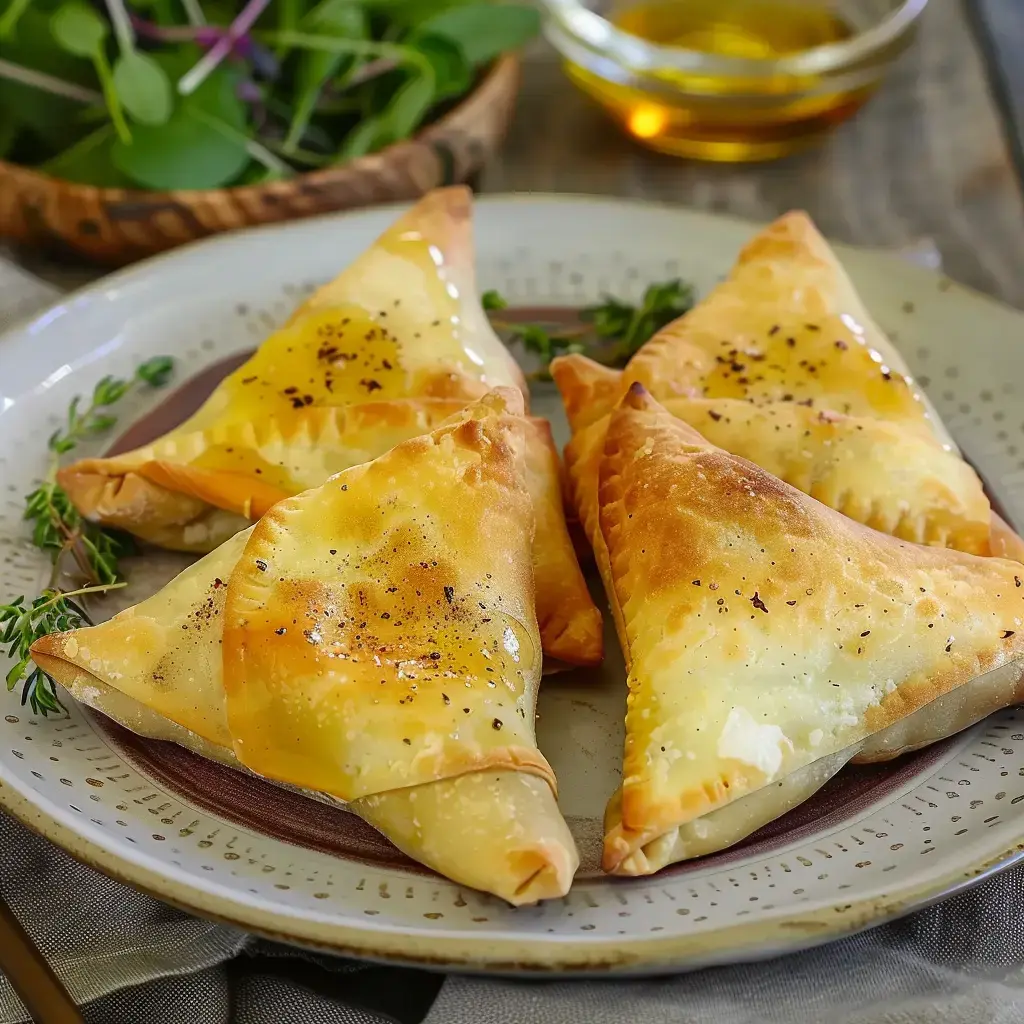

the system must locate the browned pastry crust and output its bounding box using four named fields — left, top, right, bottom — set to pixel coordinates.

left=32, top=391, right=579, bottom=904
left=551, top=211, right=1018, bottom=557
left=594, top=386, right=1024, bottom=875
left=58, top=187, right=602, bottom=667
